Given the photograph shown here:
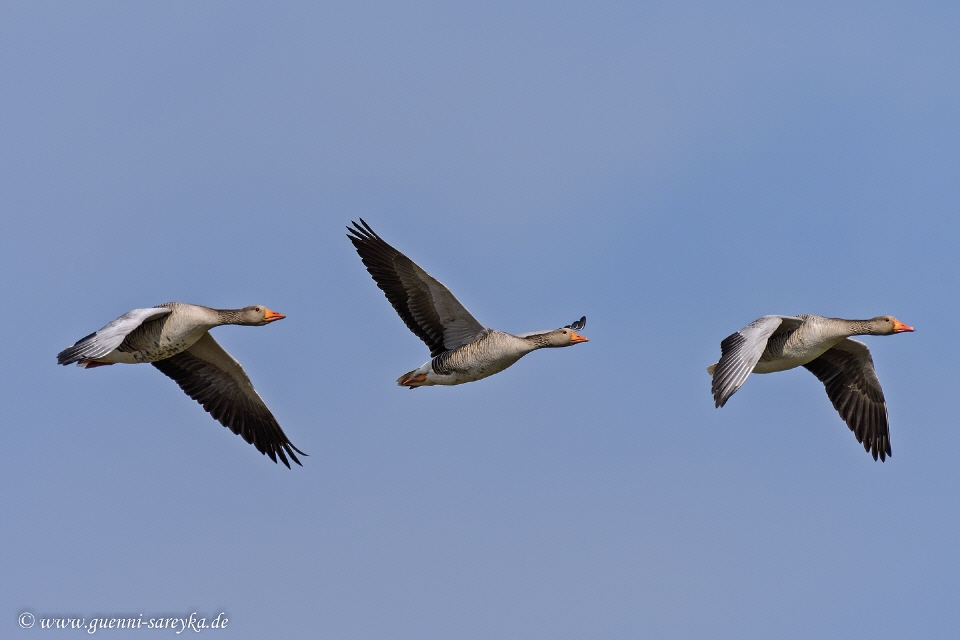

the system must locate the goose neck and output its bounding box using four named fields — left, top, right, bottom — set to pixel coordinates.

left=214, top=308, right=246, bottom=325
